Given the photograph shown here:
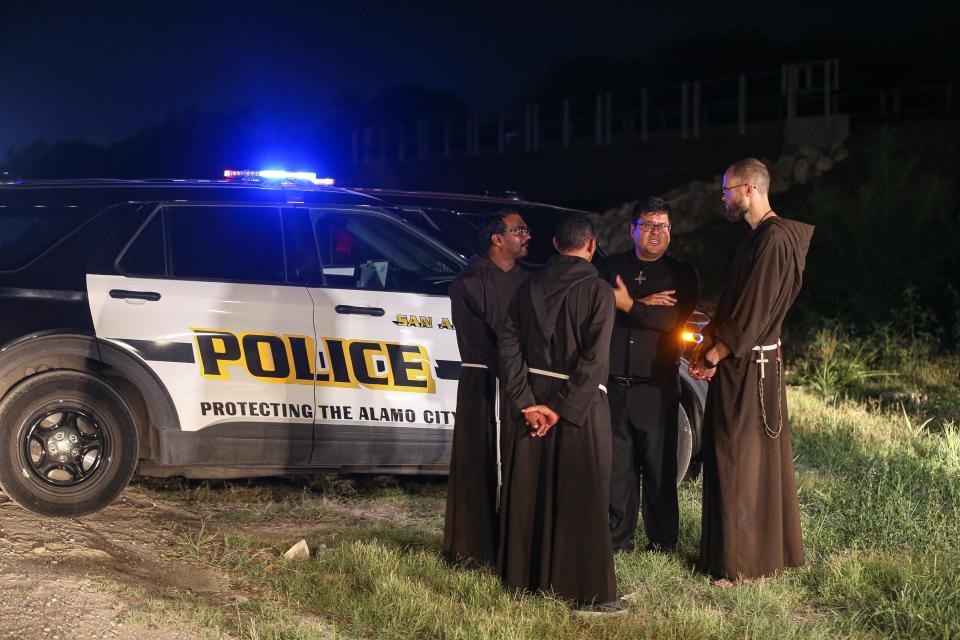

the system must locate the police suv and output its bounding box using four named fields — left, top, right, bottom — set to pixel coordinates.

left=0, top=171, right=707, bottom=516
